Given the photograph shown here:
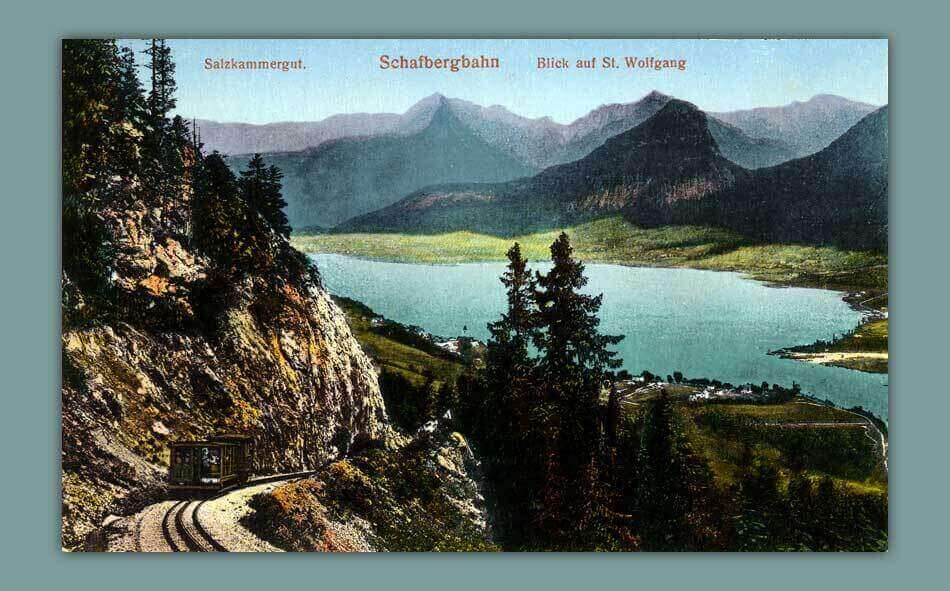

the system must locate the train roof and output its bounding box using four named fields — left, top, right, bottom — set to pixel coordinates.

left=210, top=433, right=254, bottom=441
left=169, top=440, right=241, bottom=447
